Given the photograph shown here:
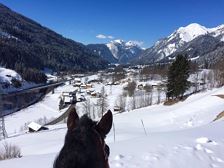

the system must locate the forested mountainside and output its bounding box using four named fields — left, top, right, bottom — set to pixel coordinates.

left=0, top=4, right=108, bottom=78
